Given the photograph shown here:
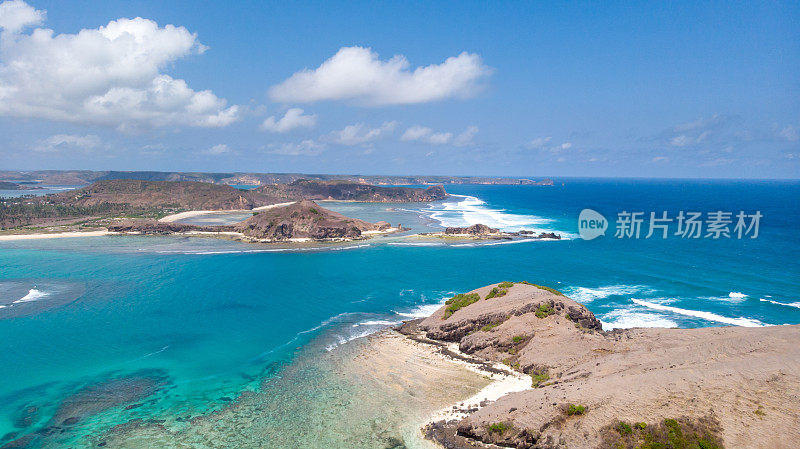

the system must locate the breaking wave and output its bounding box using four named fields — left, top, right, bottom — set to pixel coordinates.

left=423, top=195, right=558, bottom=233
left=631, top=298, right=765, bottom=327
left=13, top=288, right=49, bottom=304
